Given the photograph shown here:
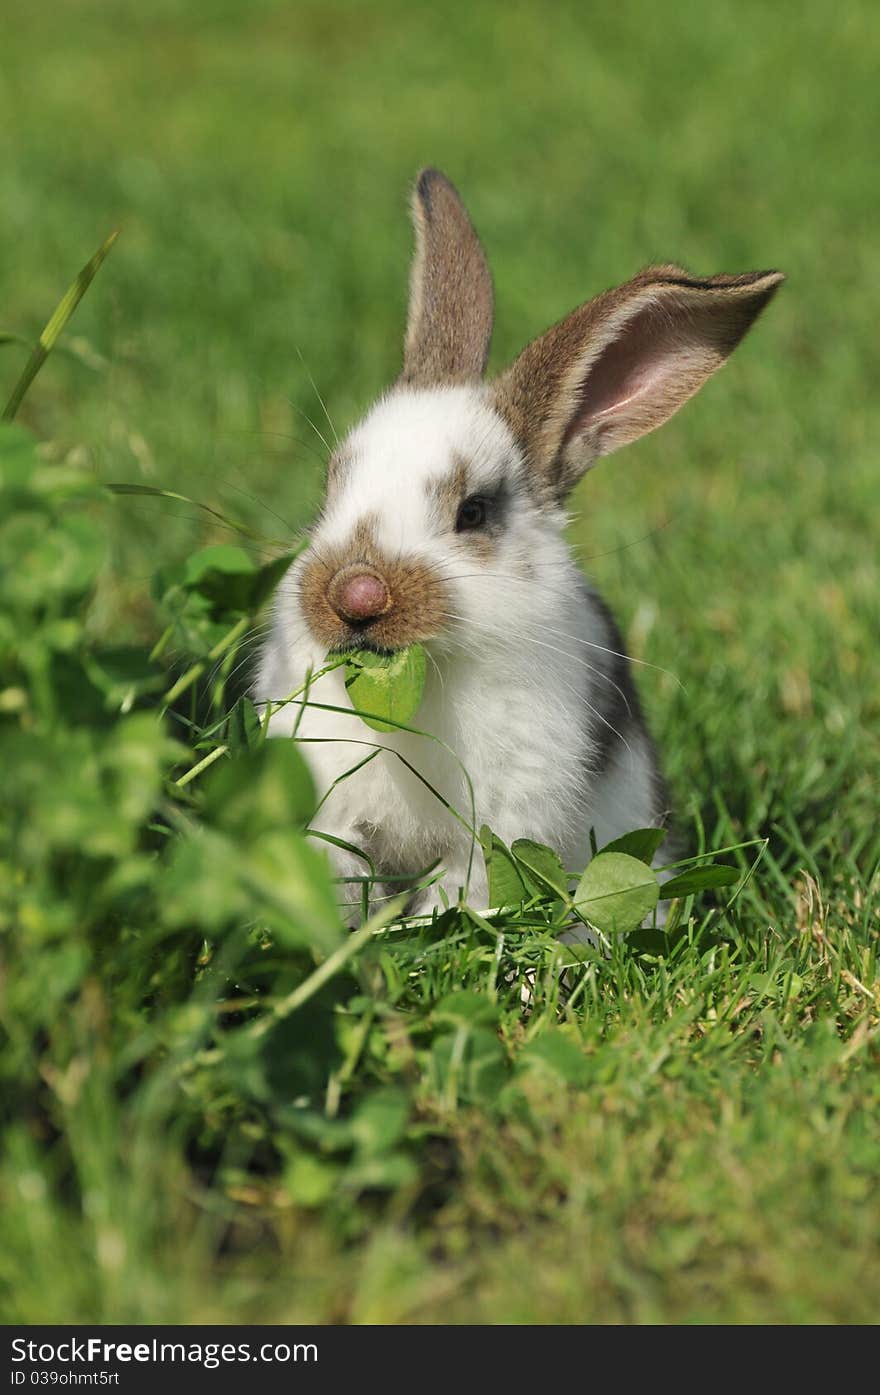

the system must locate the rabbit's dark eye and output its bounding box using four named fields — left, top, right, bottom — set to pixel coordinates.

left=455, top=496, right=488, bottom=532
